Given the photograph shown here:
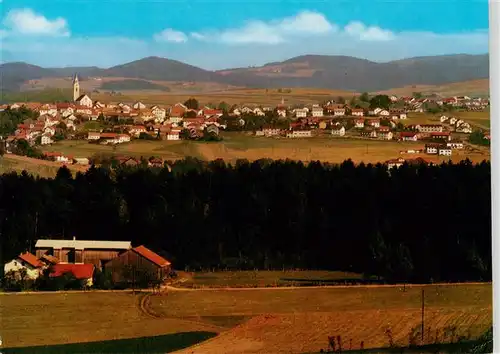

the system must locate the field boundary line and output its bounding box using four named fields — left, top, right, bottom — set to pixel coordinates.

left=167, top=281, right=491, bottom=292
